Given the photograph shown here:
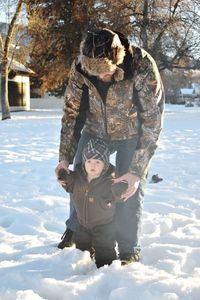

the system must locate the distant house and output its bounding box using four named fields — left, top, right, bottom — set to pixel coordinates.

left=180, top=88, right=196, bottom=98
left=191, top=83, right=200, bottom=95
left=180, top=83, right=200, bottom=99
left=179, top=83, right=200, bottom=107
